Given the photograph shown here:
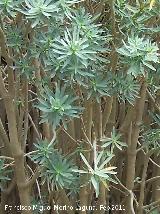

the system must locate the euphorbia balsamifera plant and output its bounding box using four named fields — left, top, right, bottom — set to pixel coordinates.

left=36, top=85, right=84, bottom=128
left=117, top=36, right=159, bottom=77
left=0, top=1, right=160, bottom=214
